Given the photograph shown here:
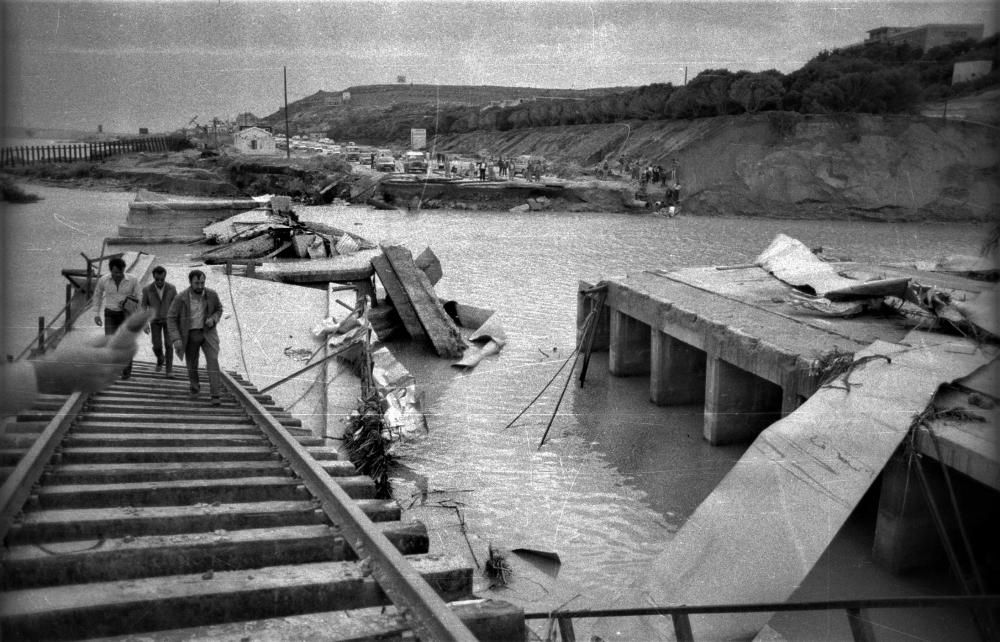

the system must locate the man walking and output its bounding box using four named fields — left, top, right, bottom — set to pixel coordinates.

left=167, top=269, right=224, bottom=405
left=141, top=266, right=177, bottom=377
left=90, top=256, right=141, bottom=379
